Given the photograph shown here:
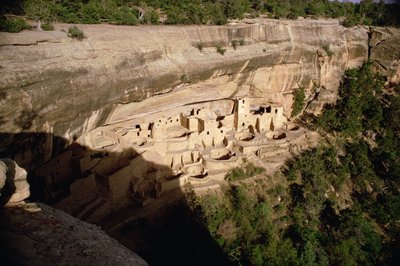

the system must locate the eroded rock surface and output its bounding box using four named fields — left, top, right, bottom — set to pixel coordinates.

left=0, top=159, right=30, bottom=206
left=0, top=203, right=148, bottom=266
left=370, top=27, right=400, bottom=83
left=0, top=158, right=147, bottom=265
left=0, top=19, right=369, bottom=148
